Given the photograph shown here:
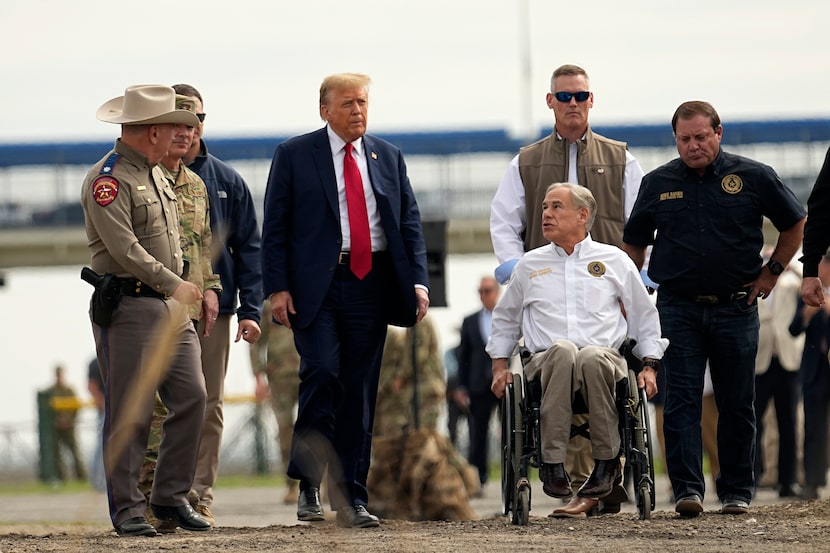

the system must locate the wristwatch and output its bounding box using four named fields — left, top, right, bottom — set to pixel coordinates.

left=642, top=359, right=659, bottom=372
left=766, top=260, right=785, bottom=276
